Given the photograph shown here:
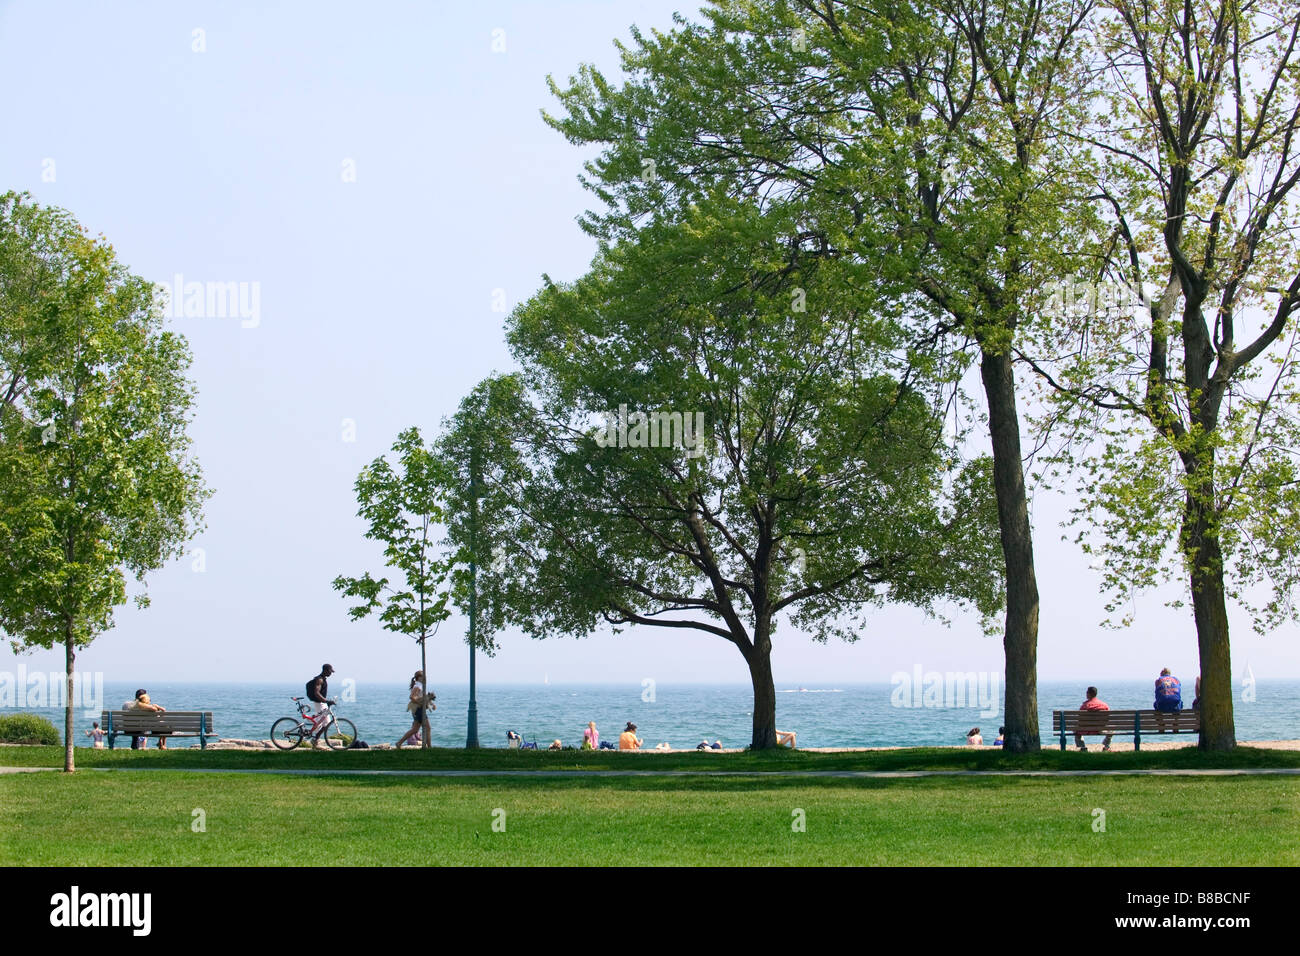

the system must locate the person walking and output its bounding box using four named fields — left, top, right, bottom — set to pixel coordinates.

left=396, top=670, right=435, bottom=749
left=305, top=664, right=337, bottom=749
